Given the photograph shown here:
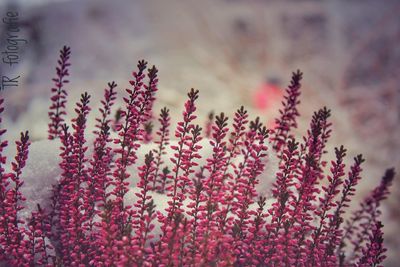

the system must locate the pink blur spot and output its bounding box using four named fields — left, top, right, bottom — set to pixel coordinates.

left=253, top=83, right=283, bottom=111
